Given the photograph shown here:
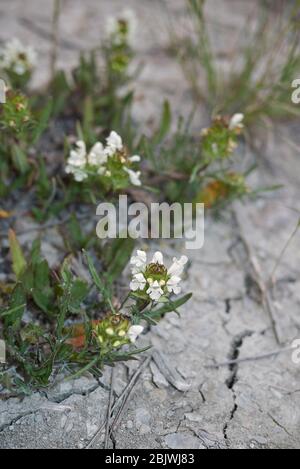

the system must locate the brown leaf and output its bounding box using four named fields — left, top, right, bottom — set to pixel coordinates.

left=0, top=209, right=12, bottom=219
left=66, top=320, right=101, bottom=349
